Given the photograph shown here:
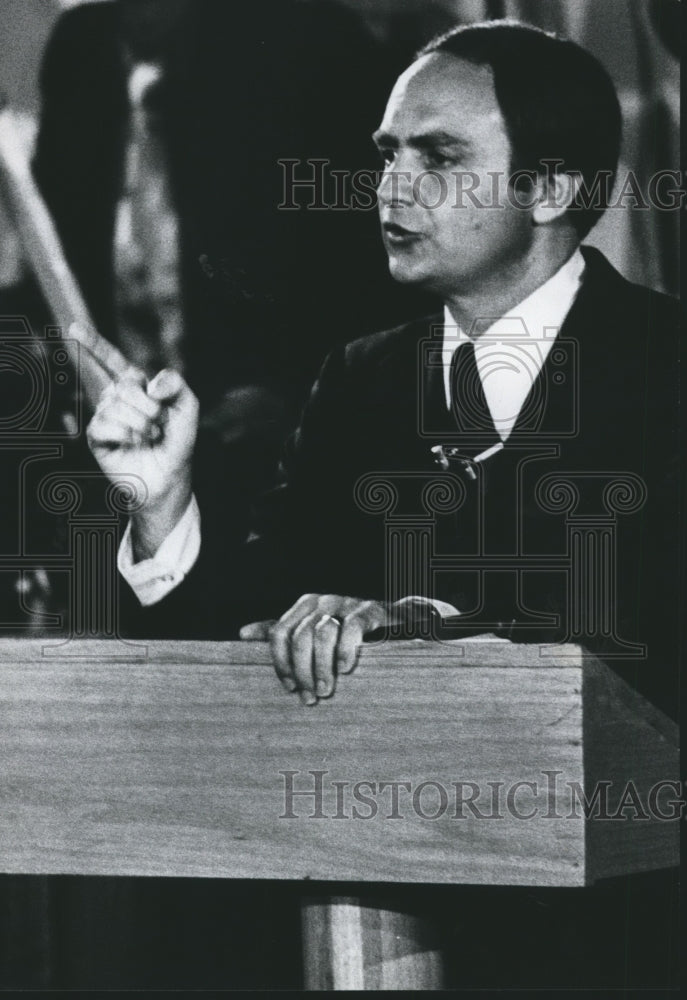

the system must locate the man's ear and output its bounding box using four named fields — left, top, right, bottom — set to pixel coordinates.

left=532, top=170, right=582, bottom=224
